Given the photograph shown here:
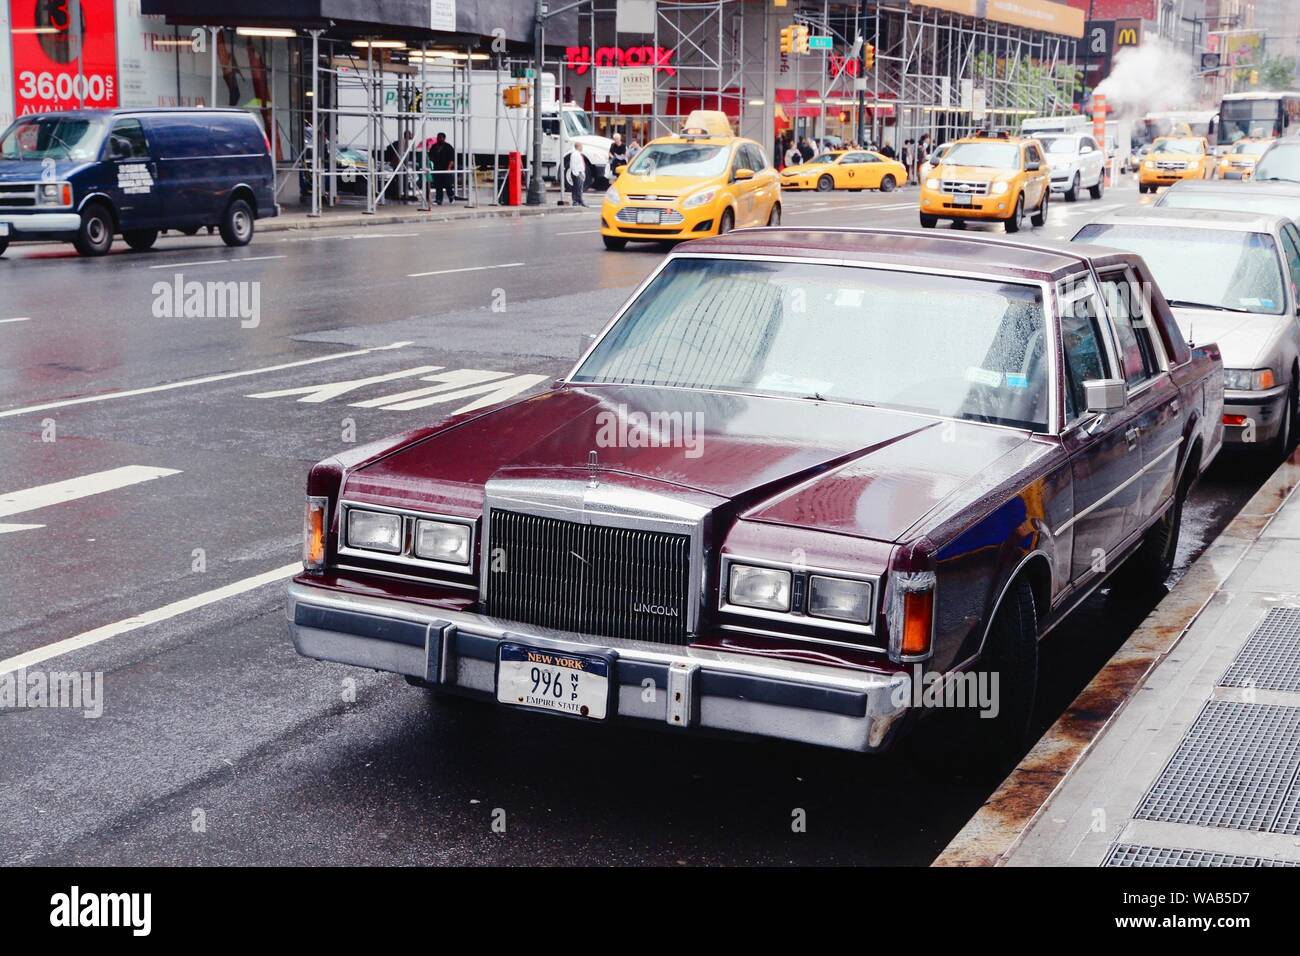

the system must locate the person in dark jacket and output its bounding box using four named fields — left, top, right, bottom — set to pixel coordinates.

left=428, top=132, right=455, bottom=206
left=798, top=137, right=814, bottom=162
